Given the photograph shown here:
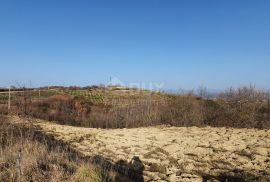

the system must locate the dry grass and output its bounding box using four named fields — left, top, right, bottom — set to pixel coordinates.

left=0, top=115, right=116, bottom=182
left=28, top=117, right=270, bottom=181
left=3, top=115, right=270, bottom=182
left=0, top=86, right=269, bottom=129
